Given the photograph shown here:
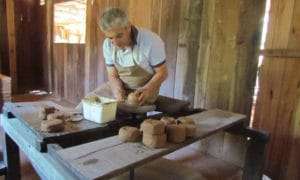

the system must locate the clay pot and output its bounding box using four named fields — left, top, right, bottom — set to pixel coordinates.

left=127, top=92, right=139, bottom=106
